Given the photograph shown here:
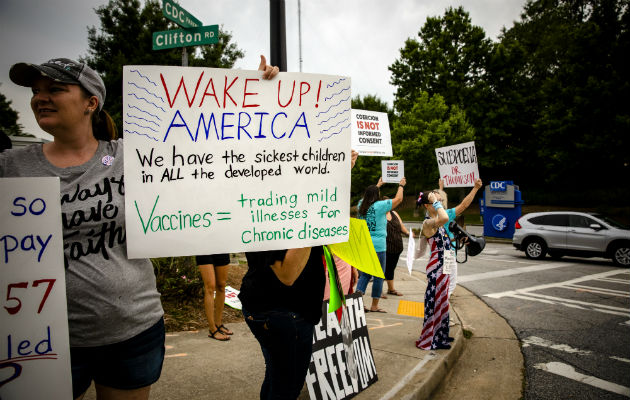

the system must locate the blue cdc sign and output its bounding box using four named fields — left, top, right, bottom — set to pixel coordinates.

left=481, top=181, right=523, bottom=238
